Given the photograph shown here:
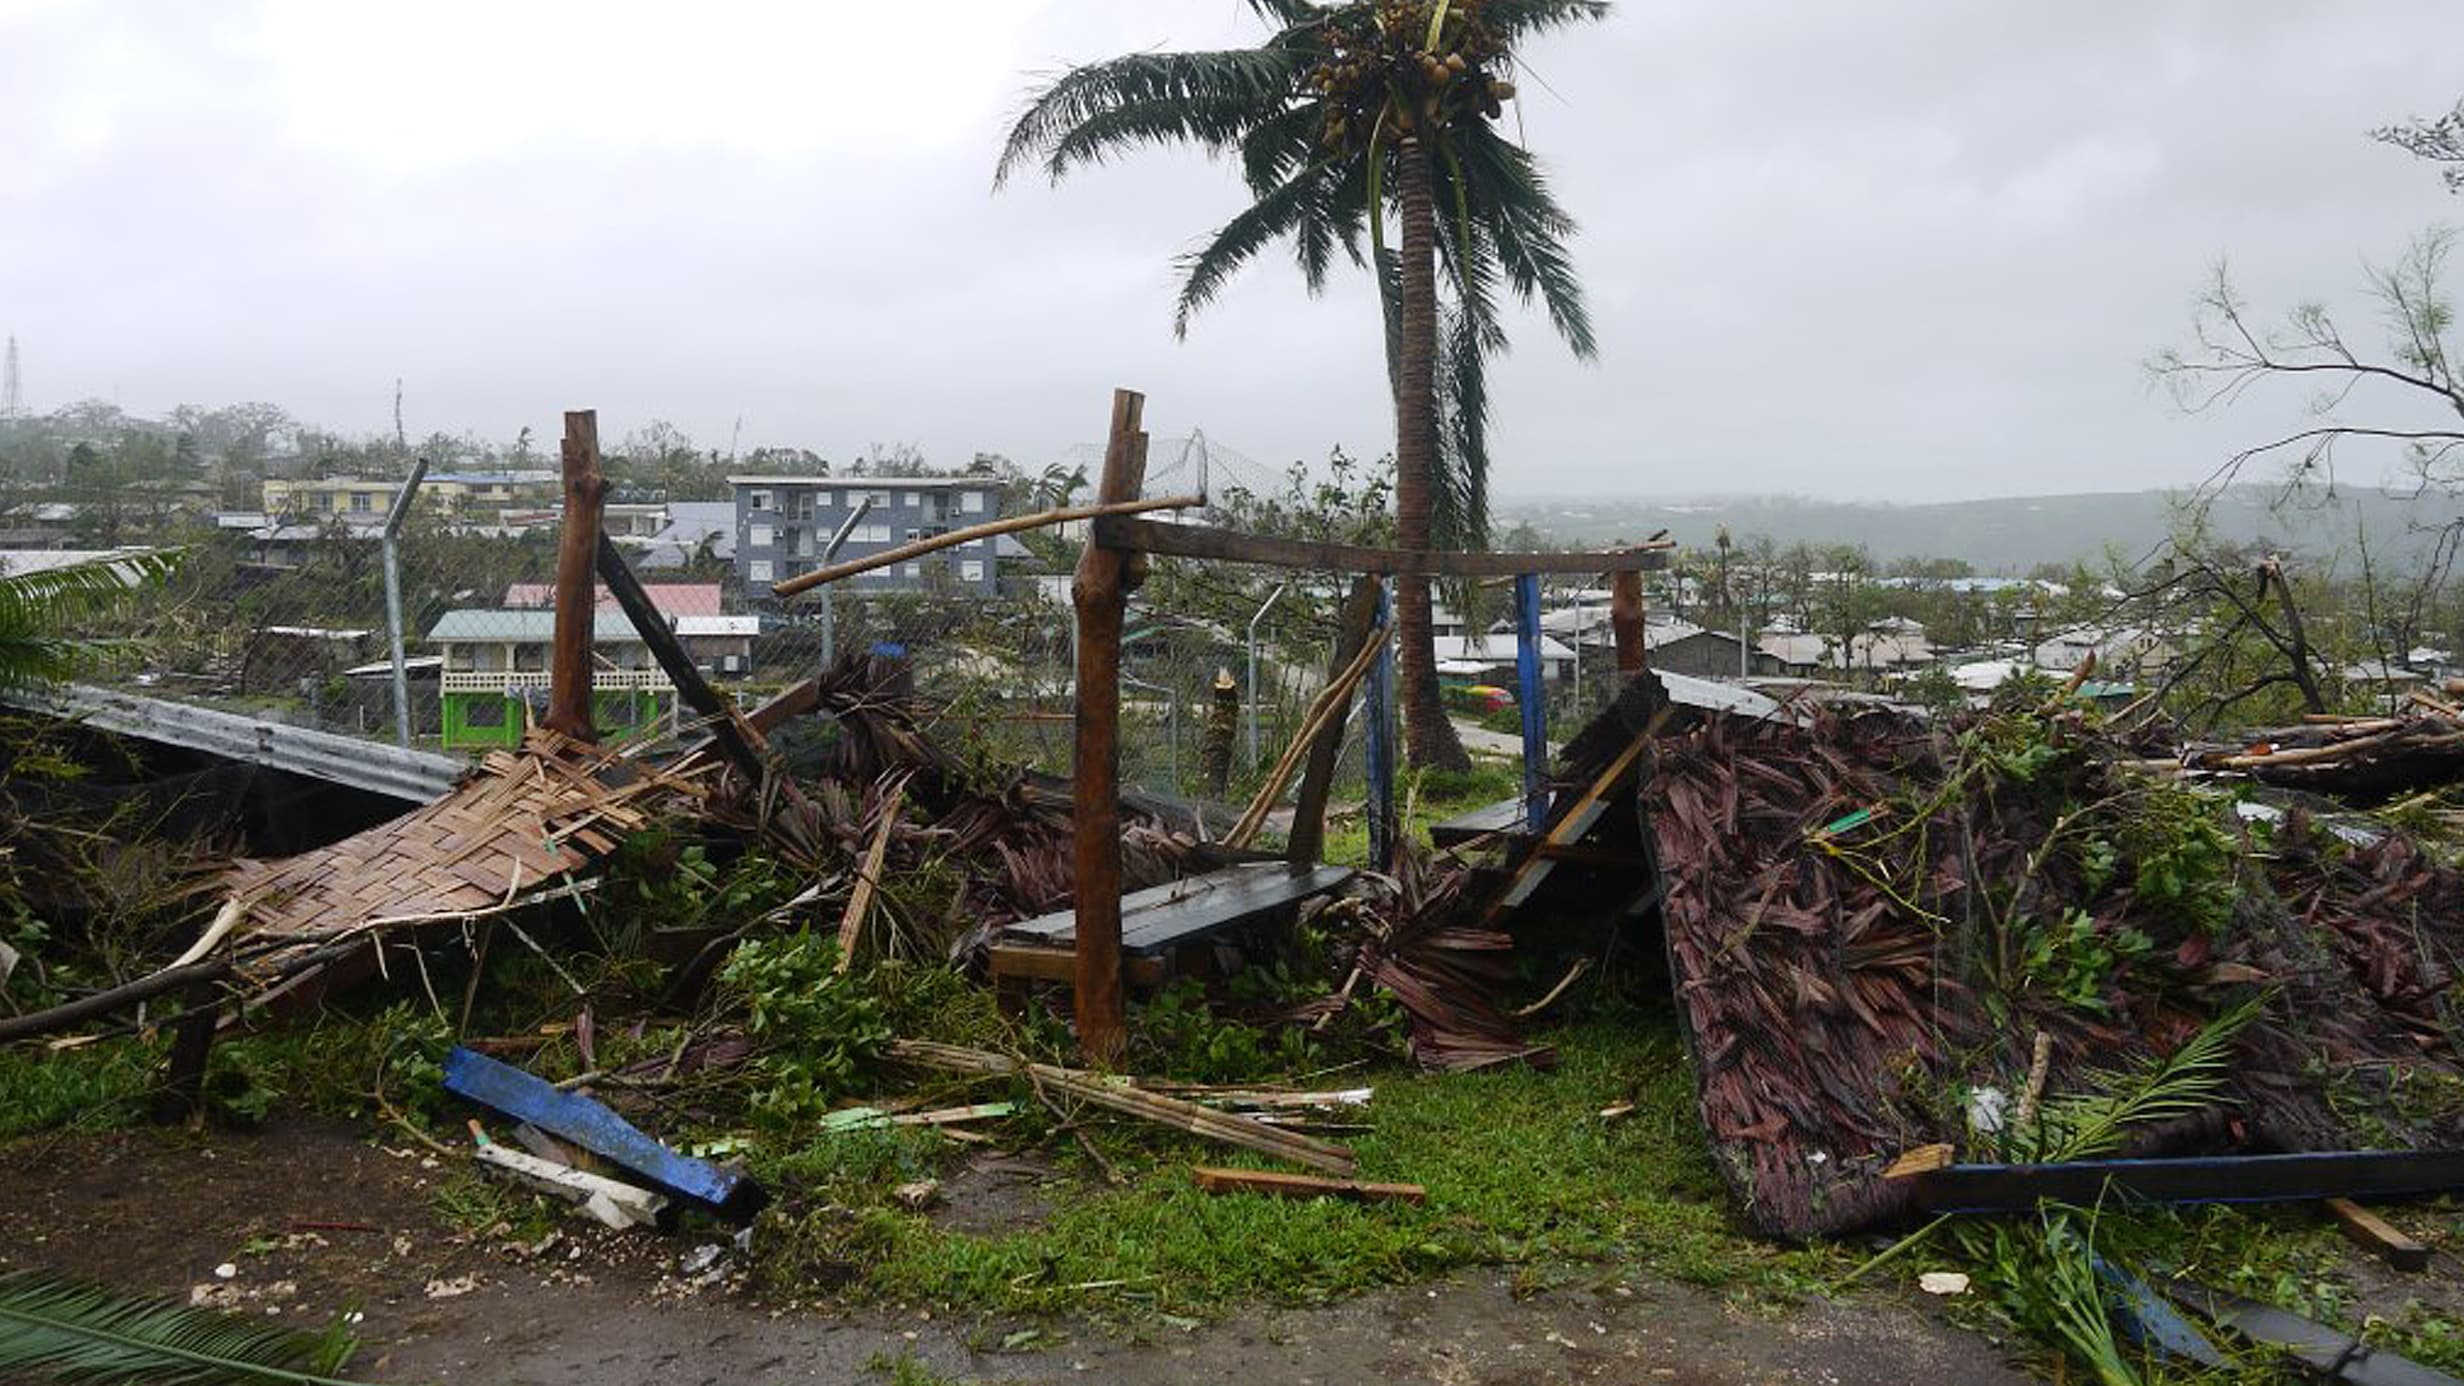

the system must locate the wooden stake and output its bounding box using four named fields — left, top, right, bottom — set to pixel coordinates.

left=1071, top=388, right=1147, bottom=1065
left=546, top=411, right=609, bottom=741
left=1610, top=569, right=1646, bottom=678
